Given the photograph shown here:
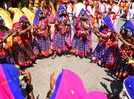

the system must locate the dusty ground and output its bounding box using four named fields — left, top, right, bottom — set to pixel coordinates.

left=29, top=56, right=113, bottom=99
